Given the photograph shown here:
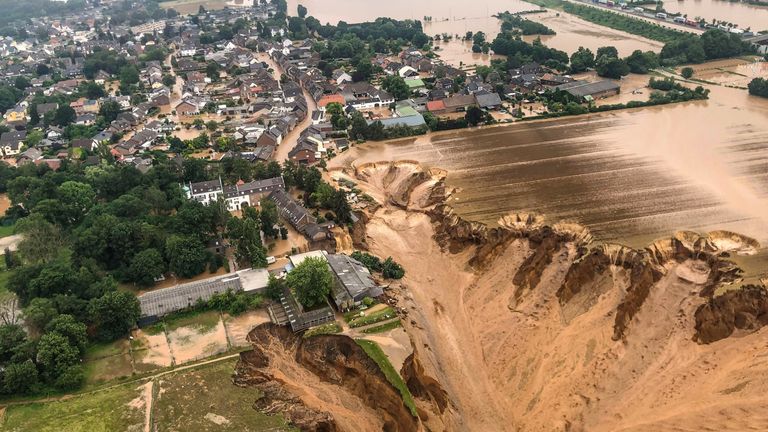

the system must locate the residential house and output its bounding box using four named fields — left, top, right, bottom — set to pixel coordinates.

left=0, top=130, right=26, bottom=157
